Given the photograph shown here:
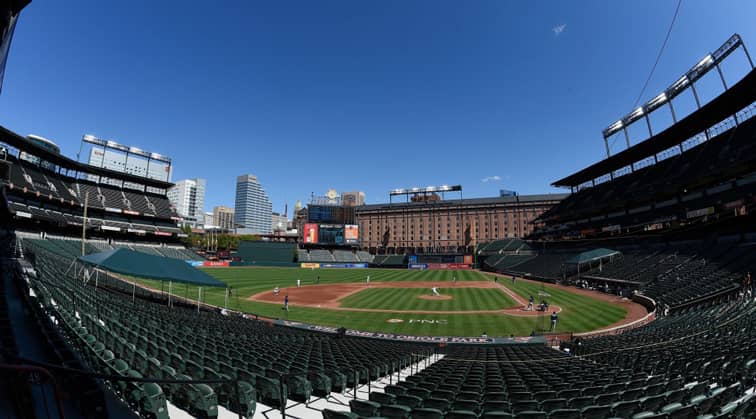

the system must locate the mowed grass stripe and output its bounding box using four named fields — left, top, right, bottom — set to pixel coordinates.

left=130, top=267, right=628, bottom=336
left=339, top=288, right=516, bottom=311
